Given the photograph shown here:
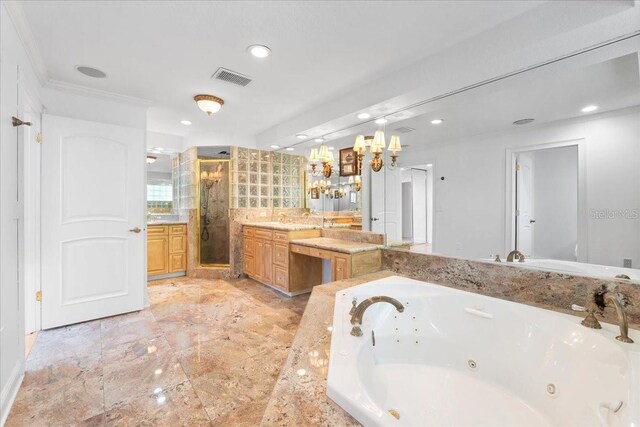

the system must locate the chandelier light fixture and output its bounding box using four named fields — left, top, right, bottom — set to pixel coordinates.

left=194, top=94, right=224, bottom=116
